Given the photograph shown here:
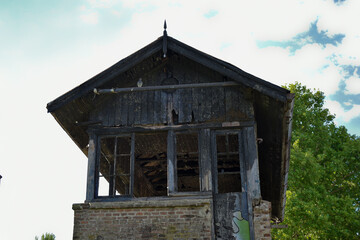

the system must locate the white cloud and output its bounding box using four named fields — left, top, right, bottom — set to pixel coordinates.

left=345, top=68, right=360, bottom=95
left=80, top=11, right=99, bottom=24
left=325, top=100, right=360, bottom=122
